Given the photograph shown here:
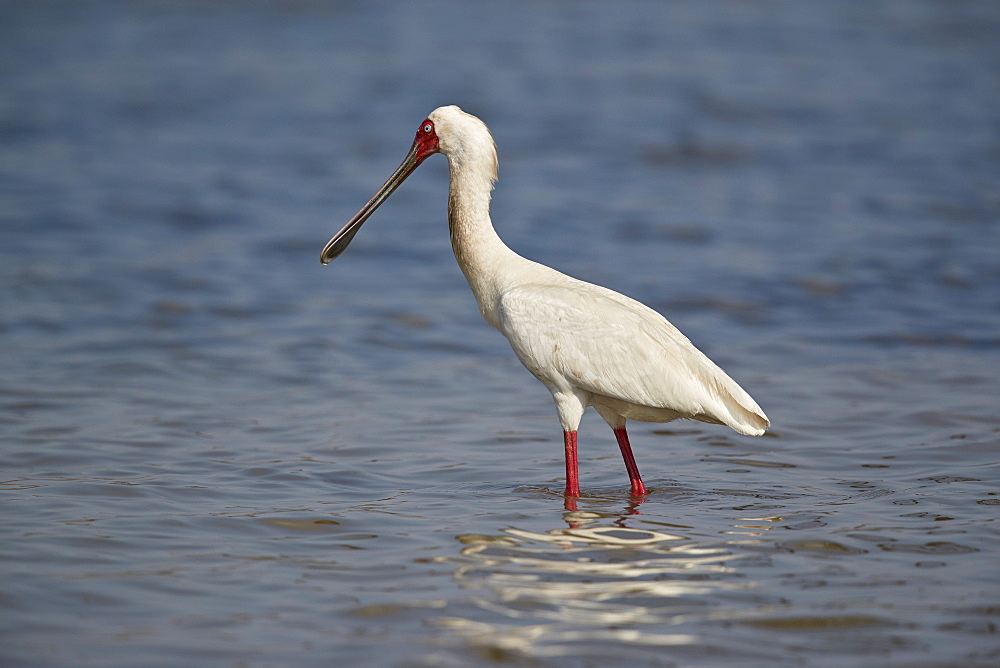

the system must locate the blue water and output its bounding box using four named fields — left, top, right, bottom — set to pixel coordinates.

left=2, top=1, right=999, bottom=665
